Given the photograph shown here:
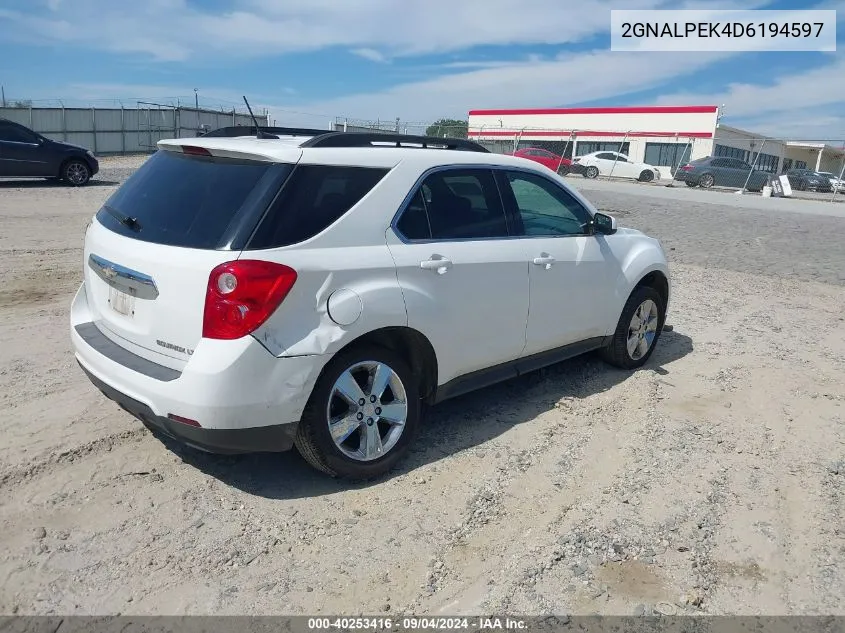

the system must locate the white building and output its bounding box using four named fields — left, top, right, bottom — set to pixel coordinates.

left=467, top=105, right=845, bottom=179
